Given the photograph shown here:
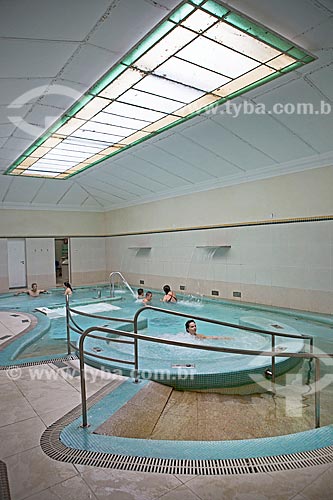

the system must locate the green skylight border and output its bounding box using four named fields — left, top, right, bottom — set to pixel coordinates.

left=5, top=0, right=316, bottom=179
